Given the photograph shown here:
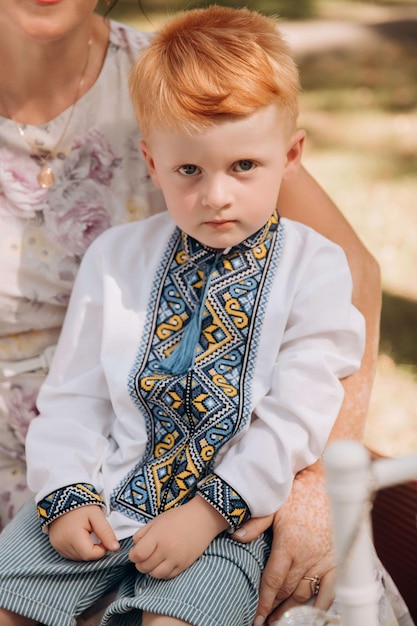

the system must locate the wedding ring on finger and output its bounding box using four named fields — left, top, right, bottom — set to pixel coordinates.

left=302, top=574, right=321, bottom=596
